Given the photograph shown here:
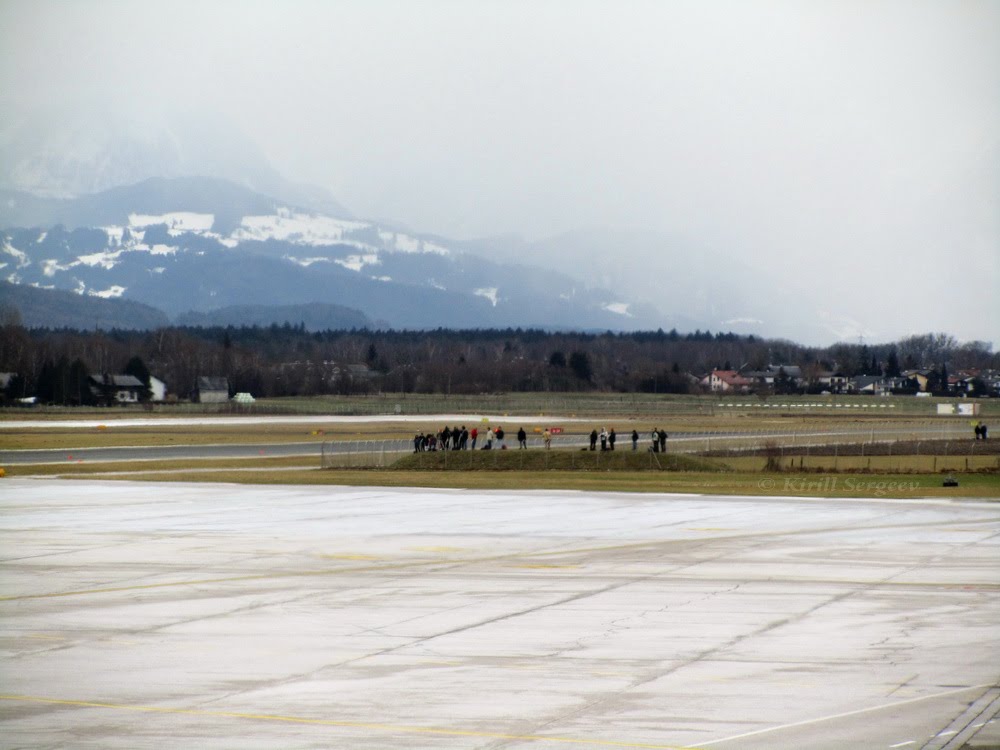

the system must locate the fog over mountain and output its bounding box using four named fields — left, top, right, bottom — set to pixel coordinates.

left=1, top=1, right=997, bottom=345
